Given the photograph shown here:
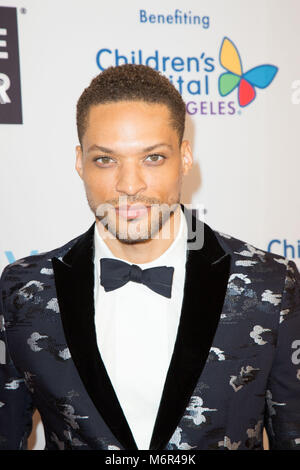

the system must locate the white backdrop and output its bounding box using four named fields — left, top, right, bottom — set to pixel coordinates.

left=0, top=0, right=299, bottom=450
